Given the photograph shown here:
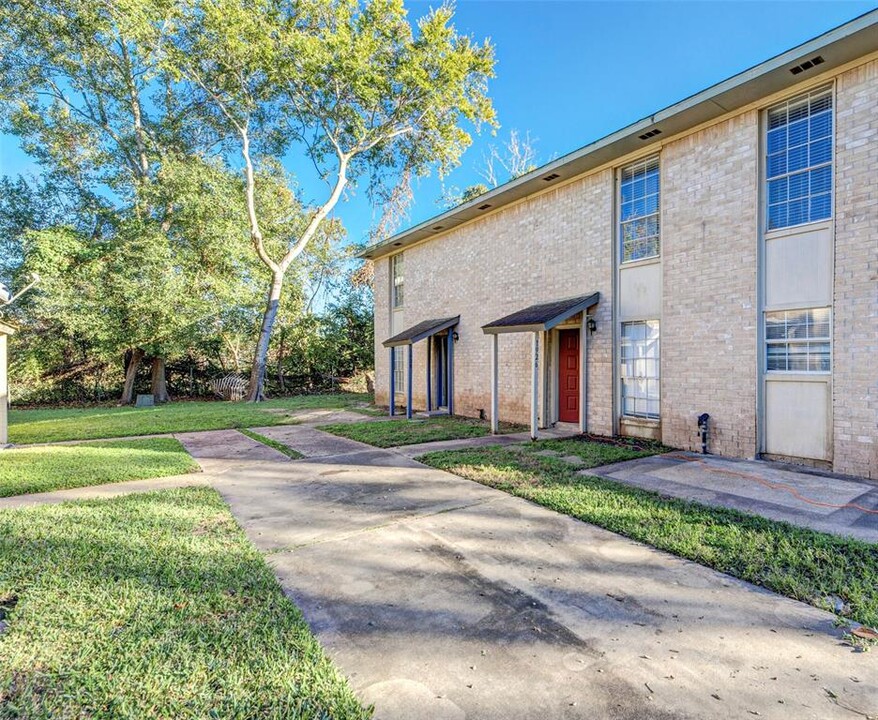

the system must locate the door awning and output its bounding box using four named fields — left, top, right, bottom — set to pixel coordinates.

left=383, top=316, right=459, bottom=347
left=481, top=293, right=599, bottom=334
